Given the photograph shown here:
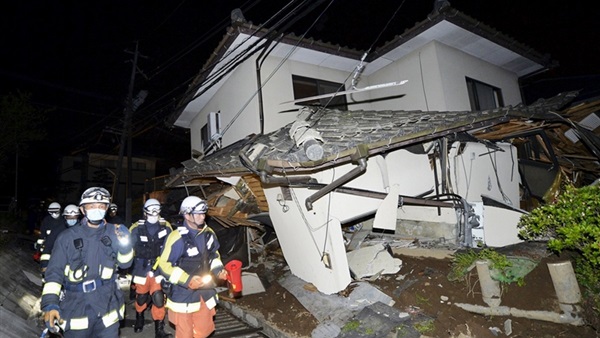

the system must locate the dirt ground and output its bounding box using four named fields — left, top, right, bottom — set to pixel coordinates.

left=224, top=241, right=599, bottom=338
